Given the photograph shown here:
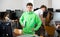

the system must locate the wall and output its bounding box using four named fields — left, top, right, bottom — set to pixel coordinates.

left=34, top=0, right=48, bottom=9
left=0, top=0, right=23, bottom=11
left=0, top=0, right=52, bottom=11
left=0, top=0, right=34, bottom=11
left=52, top=0, right=60, bottom=10
left=48, top=0, right=52, bottom=8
